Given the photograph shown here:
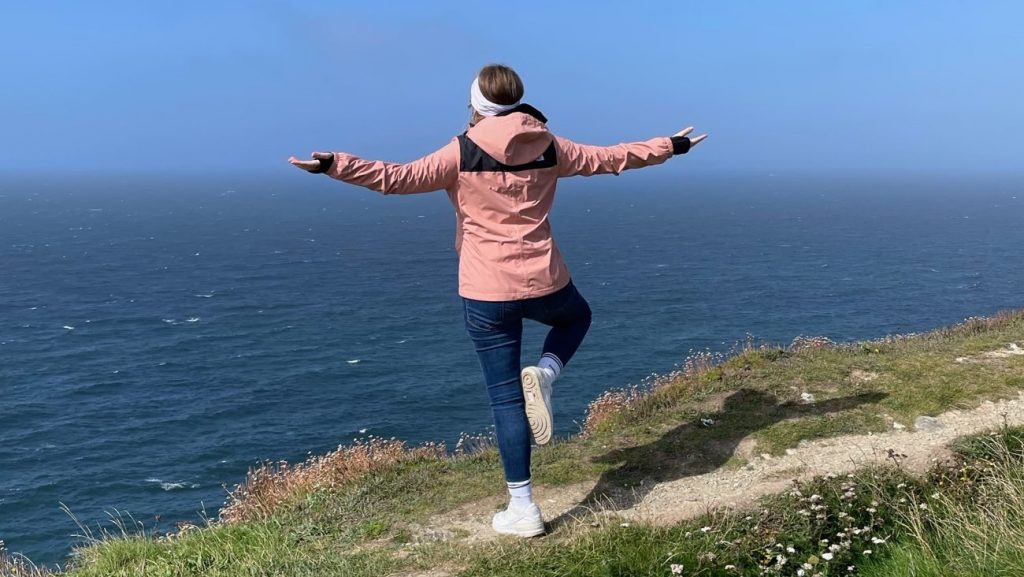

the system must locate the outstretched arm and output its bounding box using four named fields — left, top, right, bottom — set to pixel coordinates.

left=554, top=127, right=707, bottom=178
left=289, top=139, right=459, bottom=195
